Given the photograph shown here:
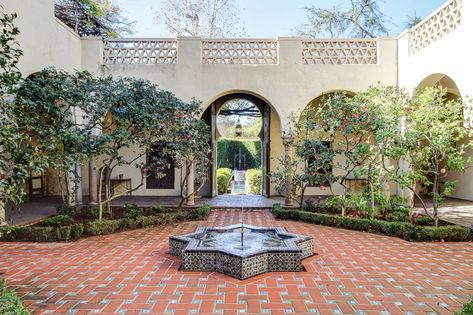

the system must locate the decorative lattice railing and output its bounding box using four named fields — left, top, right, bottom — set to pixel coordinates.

left=103, top=39, right=178, bottom=64
left=202, top=40, right=278, bottom=64
left=302, top=39, right=378, bottom=65
left=410, top=0, right=463, bottom=54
